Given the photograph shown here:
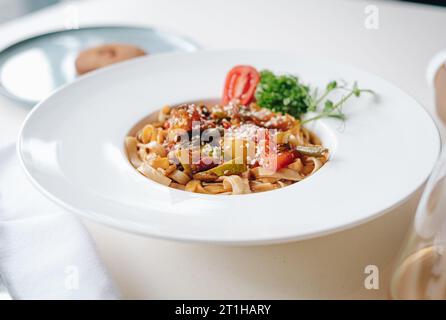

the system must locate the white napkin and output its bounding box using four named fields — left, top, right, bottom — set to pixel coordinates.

left=0, top=144, right=120, bottom=299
